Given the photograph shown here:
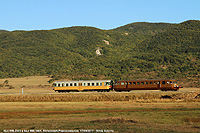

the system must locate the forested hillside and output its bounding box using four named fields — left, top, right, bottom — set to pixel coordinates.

left=0, top=20, right=199, bottom=87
